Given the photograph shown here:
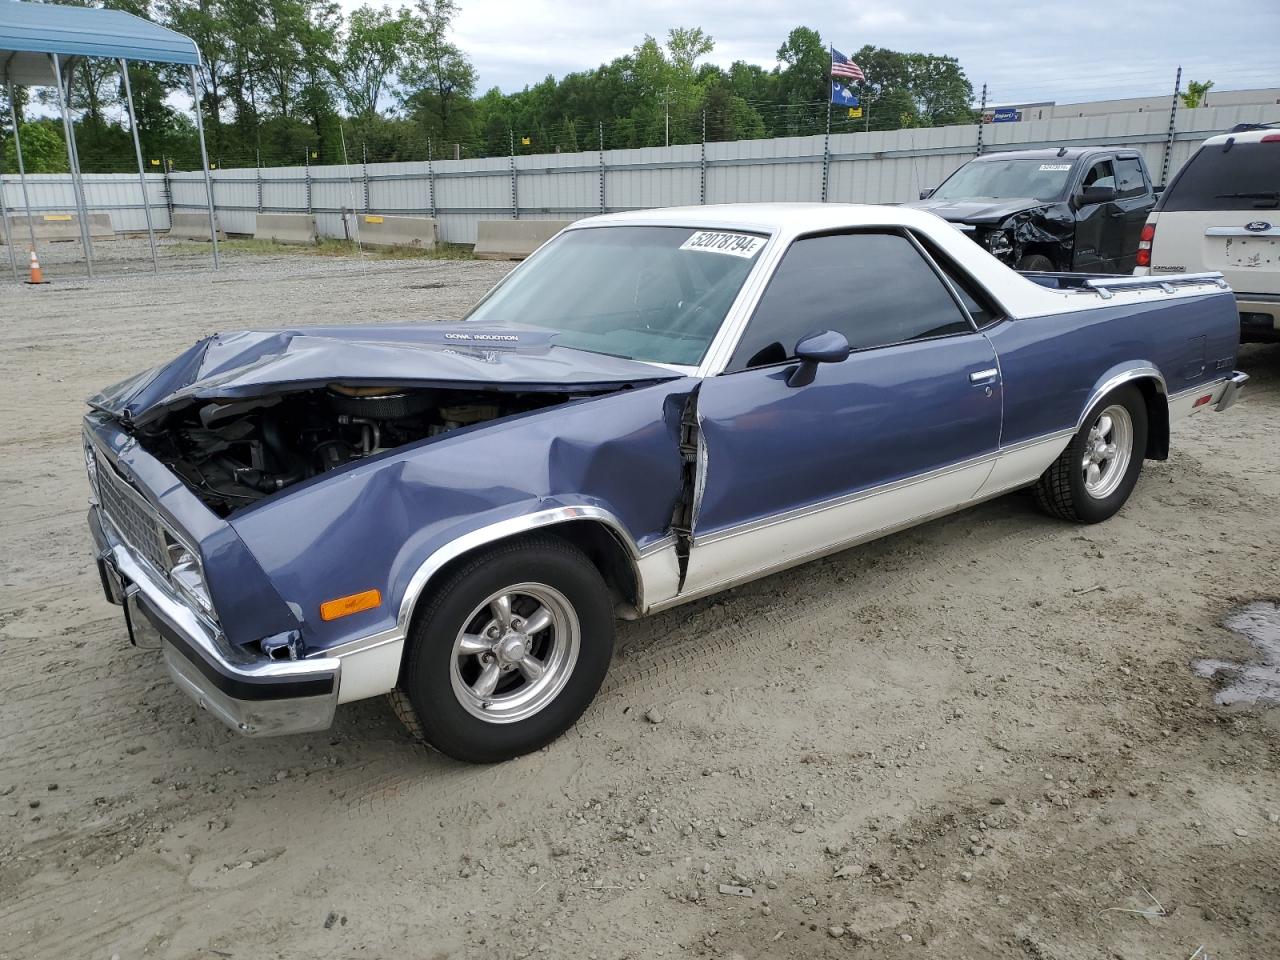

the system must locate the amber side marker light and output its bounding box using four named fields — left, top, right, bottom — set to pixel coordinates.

left=320, top=589, right=382, bottom=621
